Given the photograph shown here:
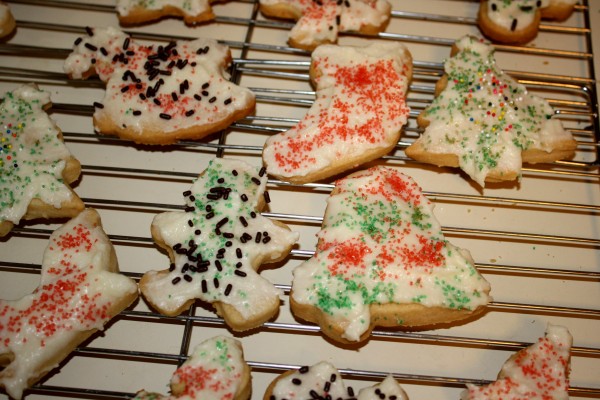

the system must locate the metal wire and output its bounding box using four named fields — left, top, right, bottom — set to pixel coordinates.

left=1, top=0, right=599, bottom=399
